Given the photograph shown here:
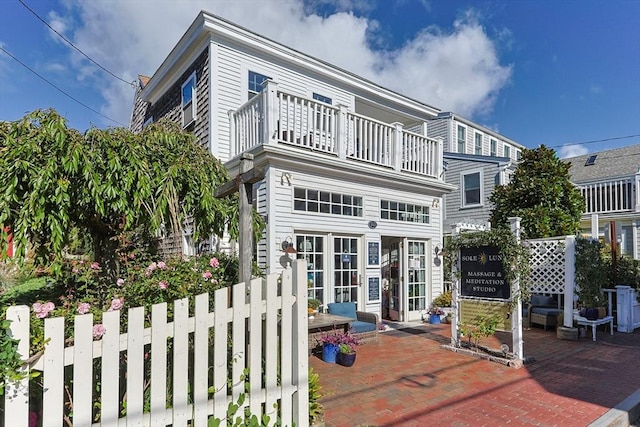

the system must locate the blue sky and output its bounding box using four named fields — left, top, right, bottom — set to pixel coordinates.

left=1, top=0, right=638, bottom=158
